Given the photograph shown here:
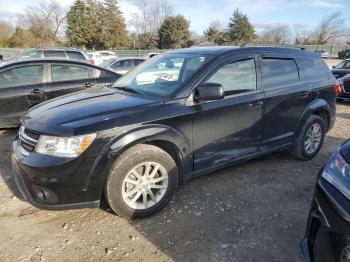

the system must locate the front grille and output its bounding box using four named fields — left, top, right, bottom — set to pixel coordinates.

left=18, top=126, right=40, bottom=155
